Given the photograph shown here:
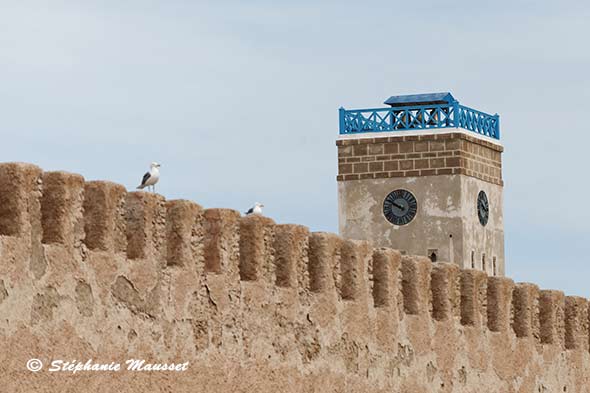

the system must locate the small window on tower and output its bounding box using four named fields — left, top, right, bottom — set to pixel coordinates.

left=482, top=254, right=486, bottom=272
left=471, top=251, right=475, bottom=269
left=428, top=249, right=438, bottom=262
left=493, top=257, right=497, bottom=276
